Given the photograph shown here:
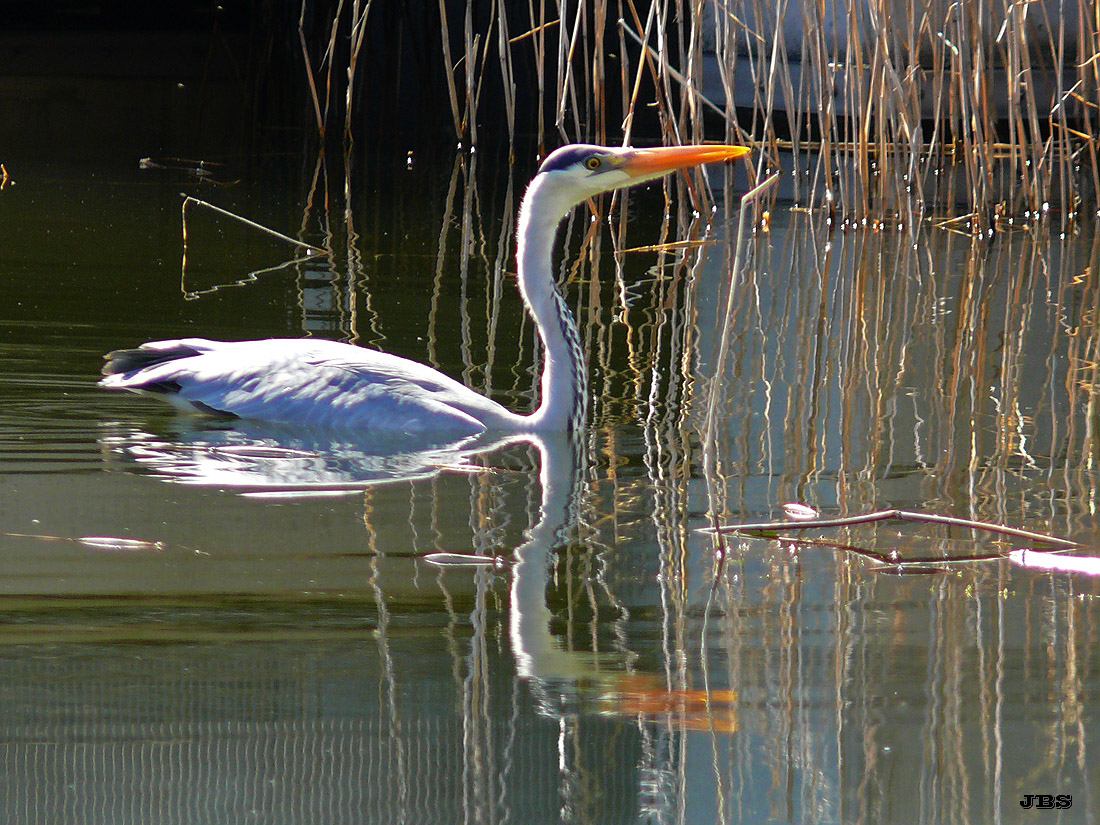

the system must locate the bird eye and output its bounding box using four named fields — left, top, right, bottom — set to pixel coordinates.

left=584, top=156, right=602, bottom=170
